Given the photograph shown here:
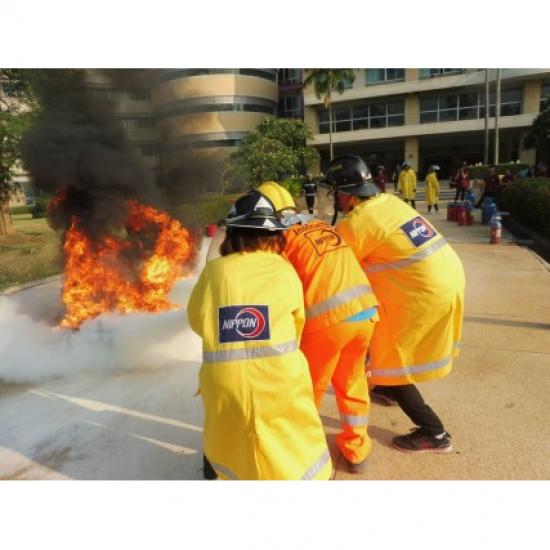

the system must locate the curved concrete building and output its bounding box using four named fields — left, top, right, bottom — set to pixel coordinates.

left=151, top=69, right=278, bottom=189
